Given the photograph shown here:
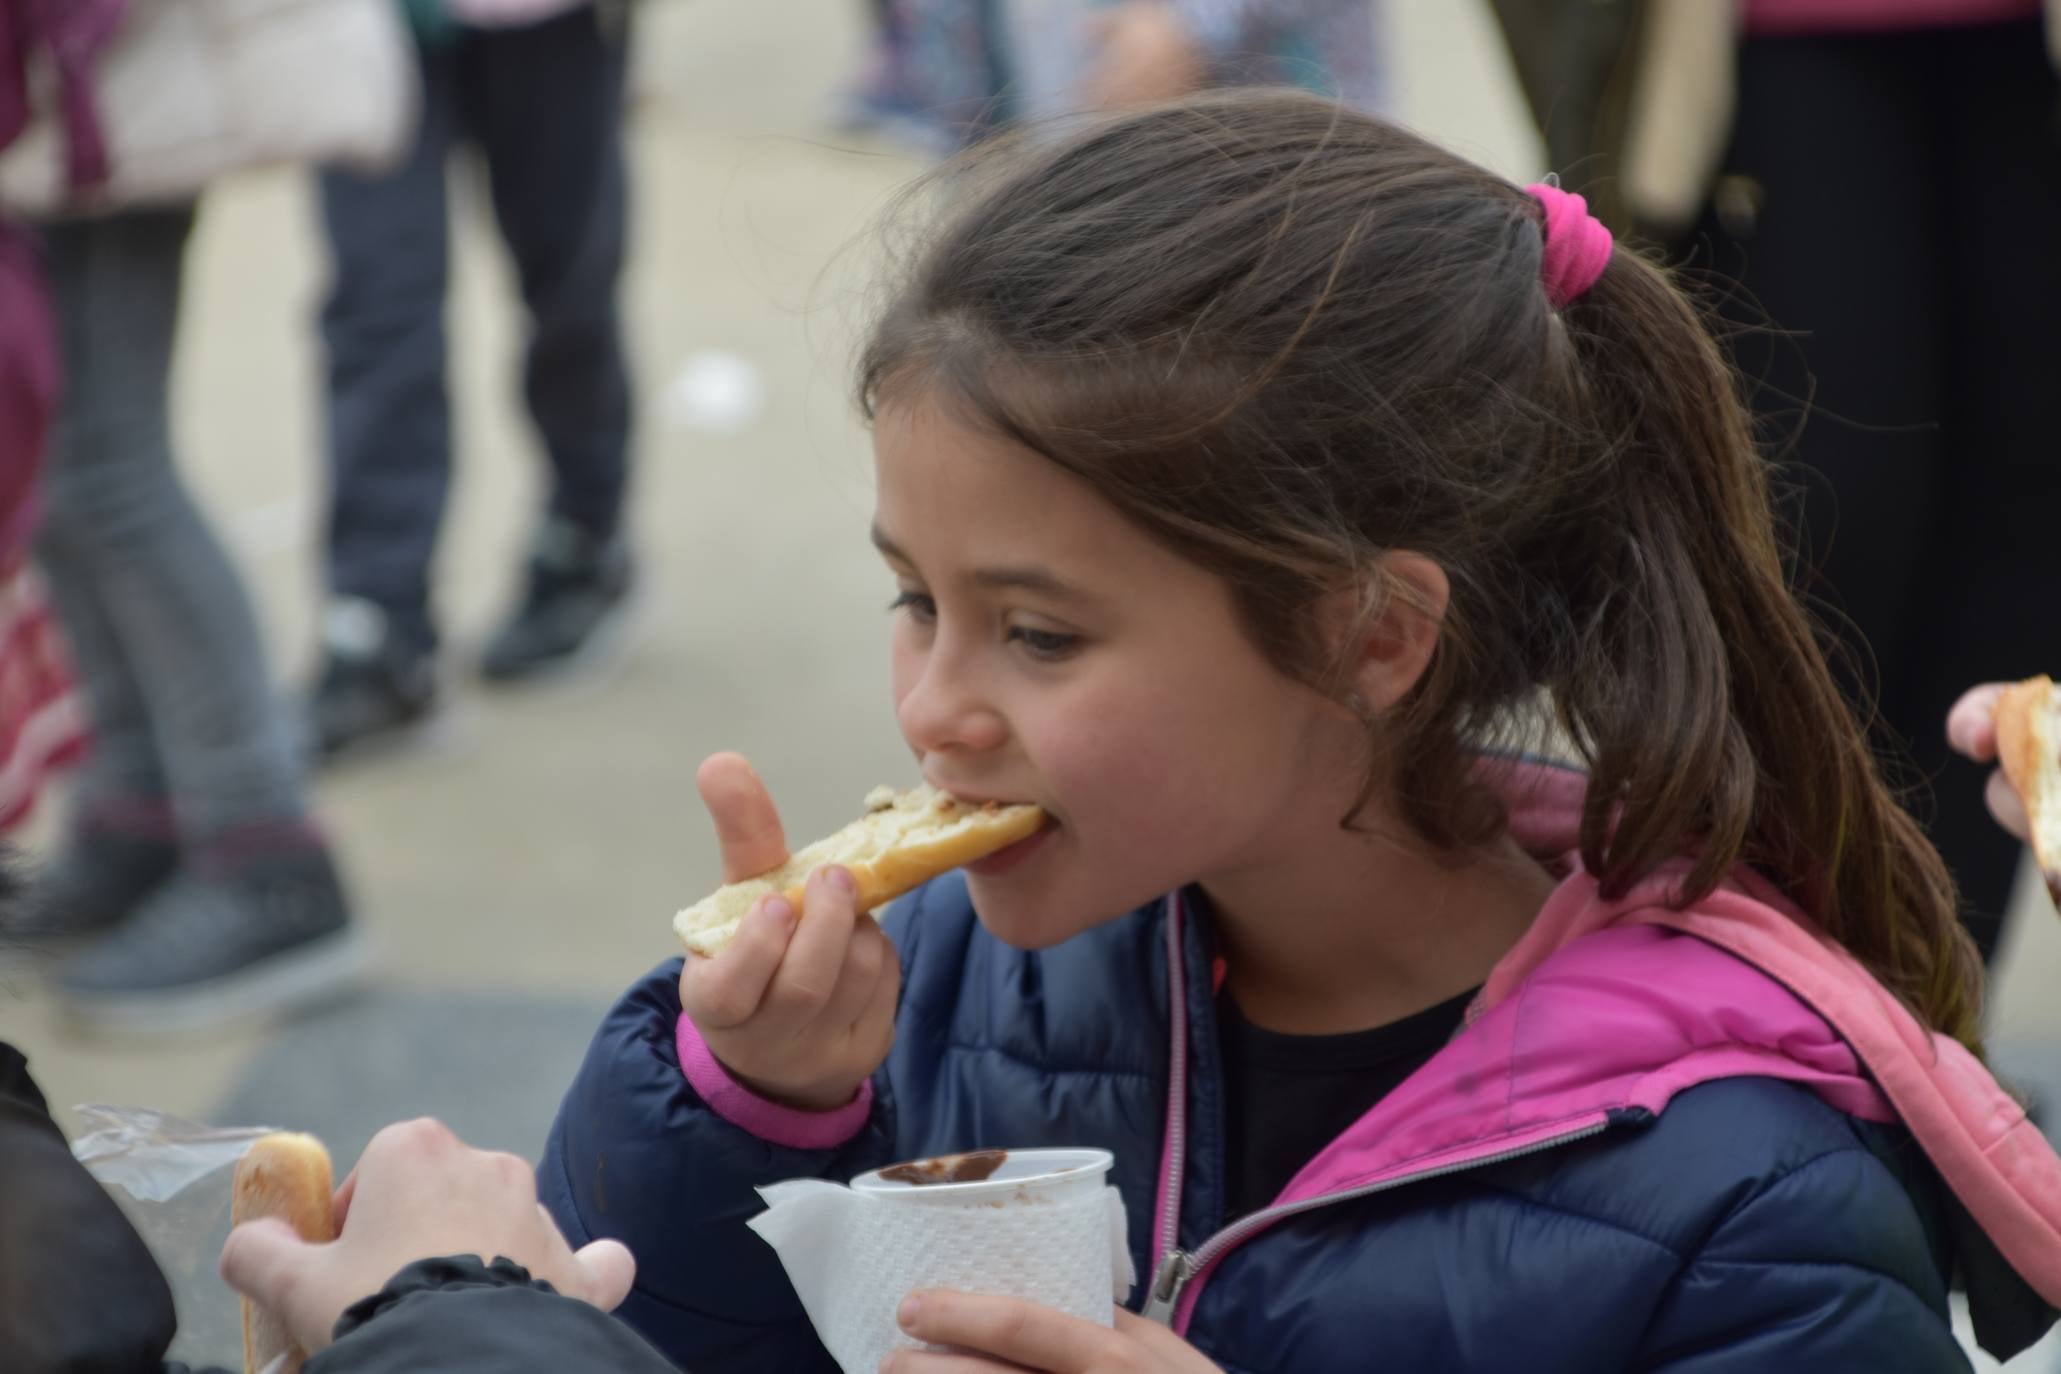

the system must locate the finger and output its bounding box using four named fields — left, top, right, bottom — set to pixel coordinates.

left=220, top=1218, right=325, bottom=1341
left=1986, top=768, right=2032, bottom=843
left=330, top=1164, right=359, bottom=1231
left=571, top=1238, right=637, bottom=1311
left=897, top=1290, right=1112, bottom=1372
left=819, top=916, right=891, bottom=1032
left=698, top=753, right=789, bottom=884
left=768, top=867, right=863, bottom=1017
left=857, top=949, right=904, bottom=1052
left=681, top=894, right=794, bottom=1029
left=1947, top=684, right=2008, bottom=761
